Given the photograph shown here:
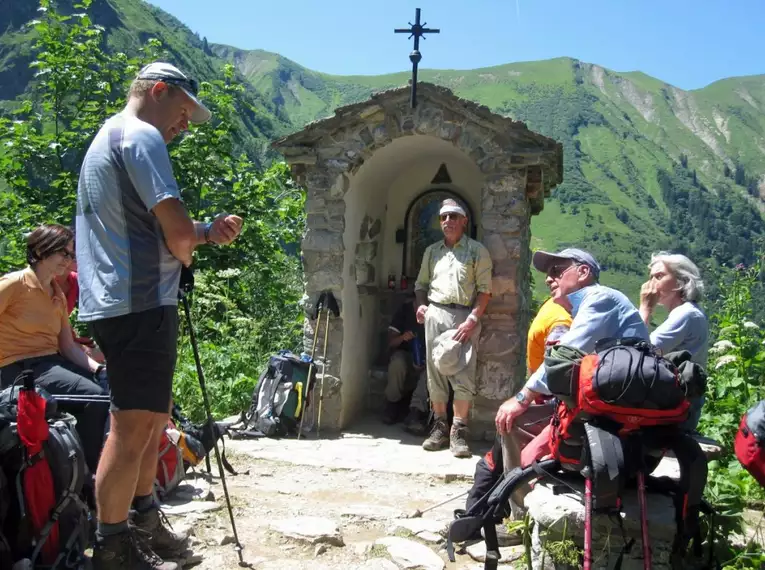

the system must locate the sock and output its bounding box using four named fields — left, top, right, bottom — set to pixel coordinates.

left=132, top=494, right=156, bottom=513
left=453, top=417, right=468, bottom=427
left=97, top=519, right=129, bottom=538
left=434, top=413, right=447, bottom=421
